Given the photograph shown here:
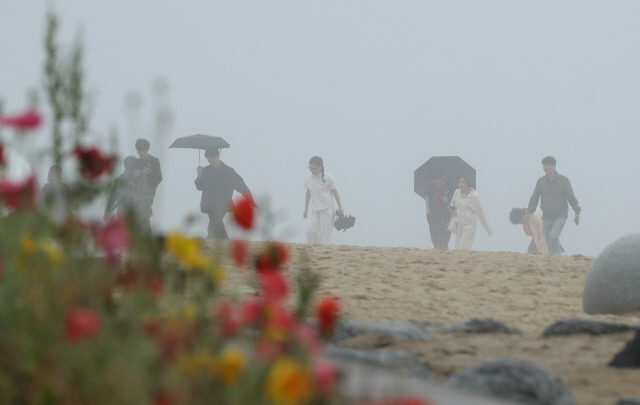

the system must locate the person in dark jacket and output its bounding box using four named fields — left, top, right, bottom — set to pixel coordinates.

left=527, top=156, right=581, bottom=255
left=423, top=169, right=454, bottom=249
left=131, top=139, right=162, bottom=233
left=195, top=148, right=254, bottom=239
left=104, top=156, right=137, bottom=220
